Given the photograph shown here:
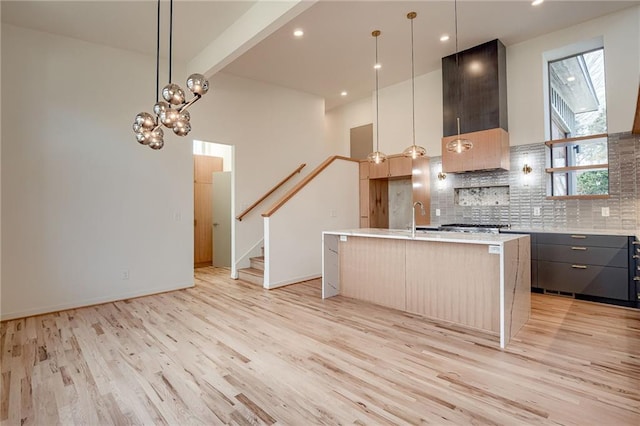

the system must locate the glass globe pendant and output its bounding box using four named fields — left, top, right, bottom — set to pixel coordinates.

left=445, top=0, right=474, bottom=155
left=402, top=12, right=427, bottom=159
left=367, top=30, right=387, bottom=164
left=446, top=117, right=473, bottom=153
